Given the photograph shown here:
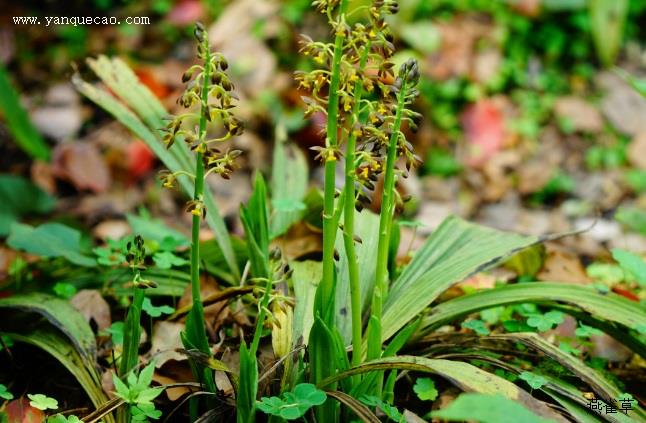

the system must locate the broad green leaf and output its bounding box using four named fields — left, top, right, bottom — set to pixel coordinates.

left=73, top=57, right=239, bottom=279
left=431, top=393, right=555, bottom=423
left=0, top=65, right=50, bottom=160
left=588, top=0, right=628, bottom=67
left=335, top=210, right=380, bottom=344
left=291, top=260, right=321, bottom=346
left=318, top=355, right=562, bottom=421
left=492, top=333, right=629, bottom=407
left=1, top=325, right=111, bottom=422
left=611, top=248, right=646, bottom=286
left=270, top=127, right=308, bottom=238
left=240, top=172, right=270, bottom=279
left=0, top=293, right=96, bottom=360
left=419, top=283, right=646, bottom=342
left=413, top=377, right=438, bottom=401
left=7, top=223, right=96, bottom=267
left=383, top=216, right=548, bottom=341
left=0, top=175, right=54, bottom=235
